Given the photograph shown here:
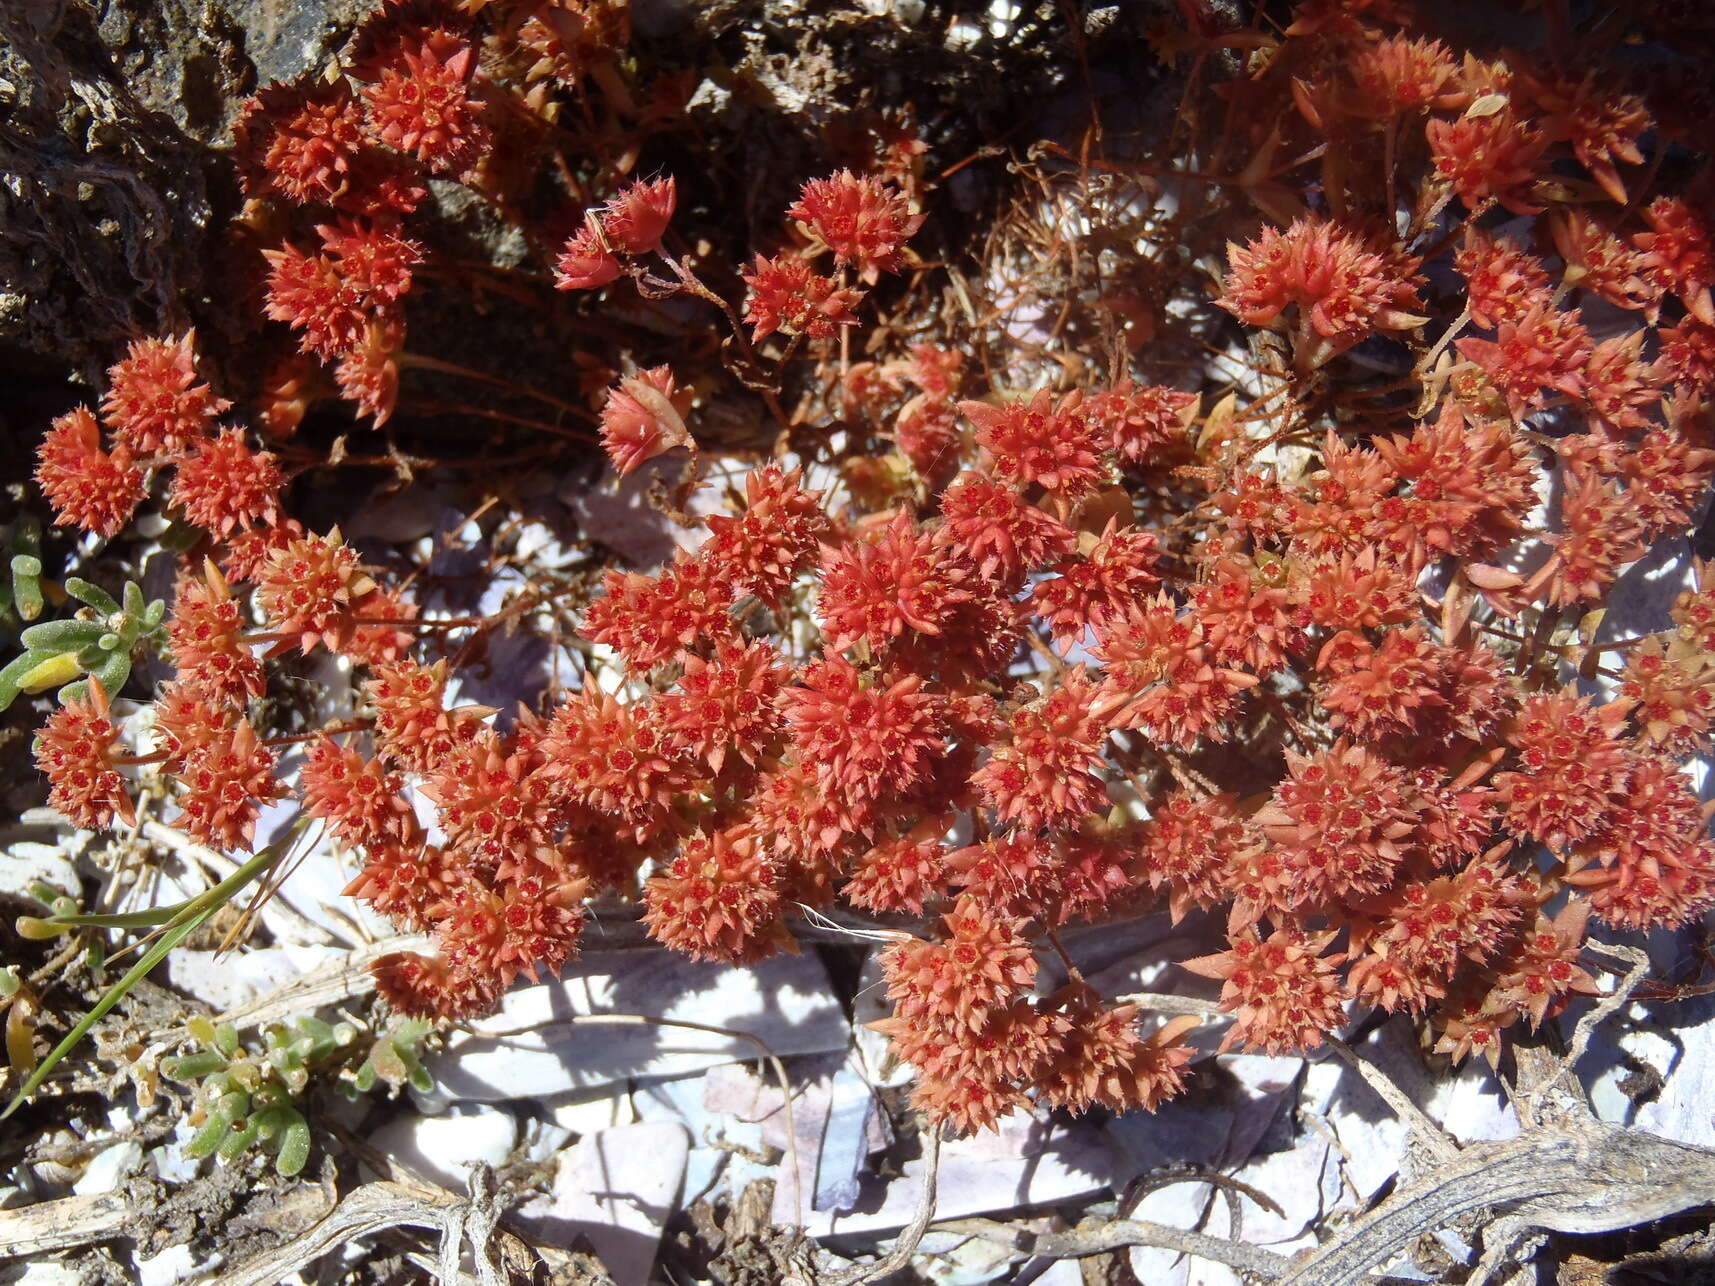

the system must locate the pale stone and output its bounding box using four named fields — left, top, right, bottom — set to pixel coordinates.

left=11, top=1263, right=86, bottom=1286
left=420, top=948, right=848, bottom=1107
left=514, top=1121, right=690, bottom=1286
left=1632, top=998, right=1715, bottom=1149
left=369, top=1103, right=518, bottom=1190
left=702, top=1054, right=891, bottom=1226
left=0, top=835, right=80, bottom=905
left=1124, top=1180, right=1215, bottom=1286
left=783, top=1112, right=1112, bottom=1237
left=634, top=1070, right=762, bottom=1204
left=1223, top=1135, right=1333, bottom=1244
left=135, top=1244, right=201, bottom=1286
left=71, top=1142, right=141, bottom=1195
left=851, top=949, right=916, bottom=1091
left=918, top=1234, right=1020, bottom=1284
left=164, top=945, right=345, bottom=1012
